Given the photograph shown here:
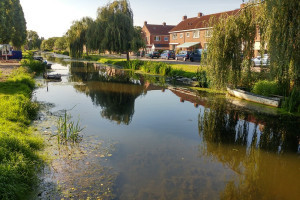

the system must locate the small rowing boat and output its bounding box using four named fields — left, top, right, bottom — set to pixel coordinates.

left=227, top=87, right=281, bottom=107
